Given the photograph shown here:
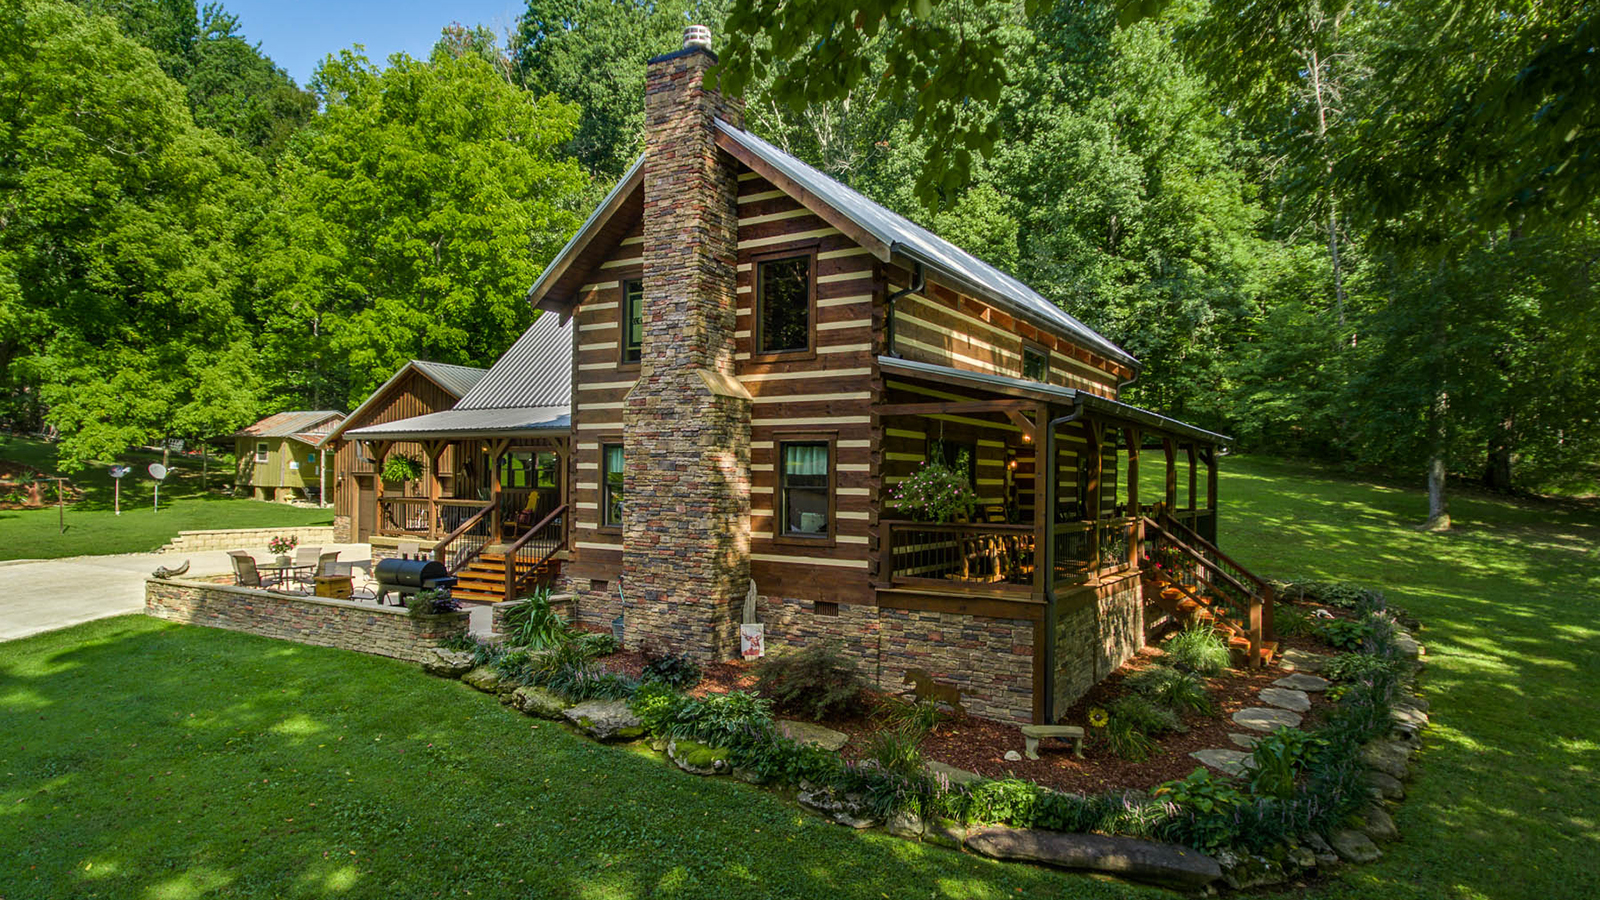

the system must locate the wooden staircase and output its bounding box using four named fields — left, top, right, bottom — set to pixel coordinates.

left=1140, top=512, right=1278, bottom=668
left=449, top=552, right=561, bottom=605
